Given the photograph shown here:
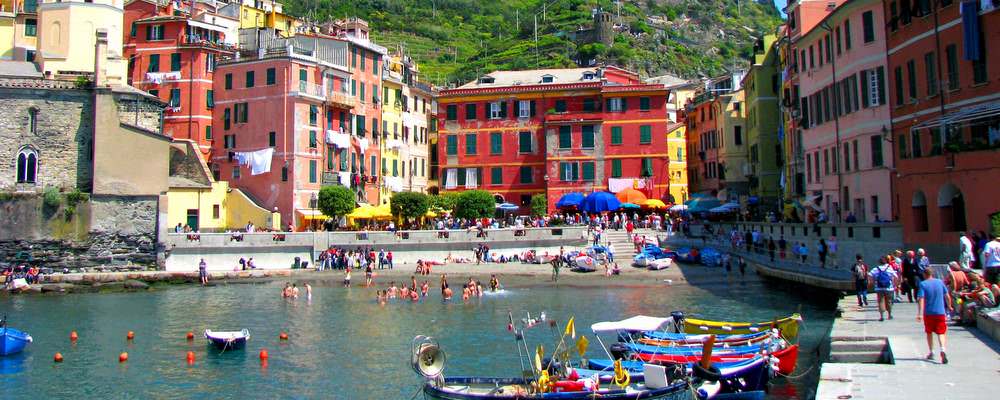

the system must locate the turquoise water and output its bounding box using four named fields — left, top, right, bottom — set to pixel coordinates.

left=0, top=280, right=834, bottom=399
